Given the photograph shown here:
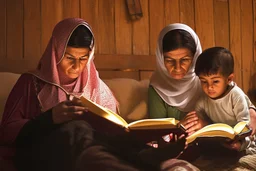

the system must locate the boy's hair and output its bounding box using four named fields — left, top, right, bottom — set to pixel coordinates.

left=163, top=29, right=196, bottom=56
left=195, top=47, right=234, bottom=77
left=68, top=25, right=93, bottom=48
